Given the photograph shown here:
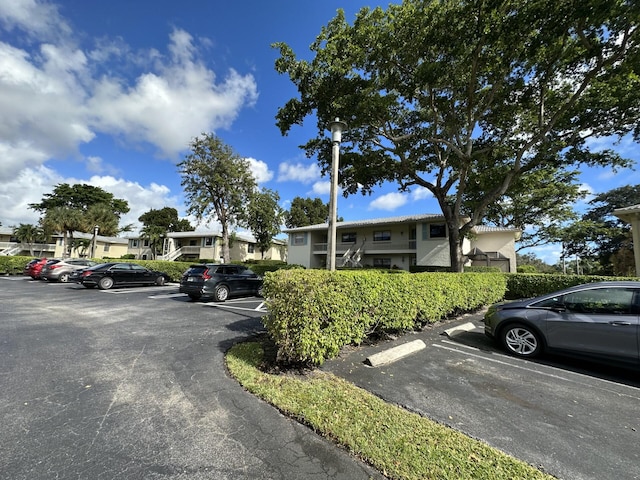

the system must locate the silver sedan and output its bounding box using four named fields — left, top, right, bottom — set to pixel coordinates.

left=484, top=281, right=640, bottom=365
